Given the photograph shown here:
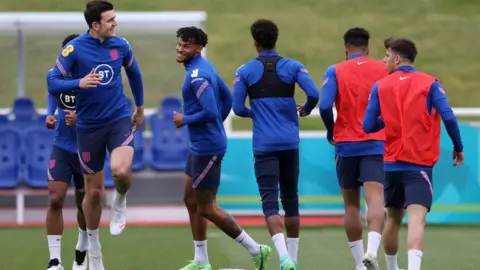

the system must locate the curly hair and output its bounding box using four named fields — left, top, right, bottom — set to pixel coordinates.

left=176, top=26, right=208, bottom=47
left=250, top=19, right=278, bottom=49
